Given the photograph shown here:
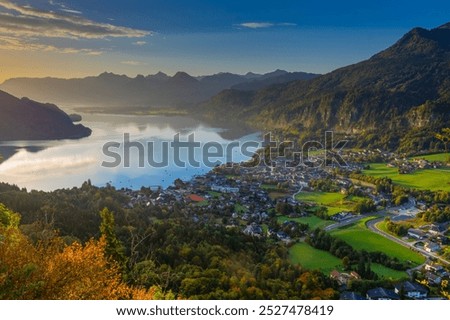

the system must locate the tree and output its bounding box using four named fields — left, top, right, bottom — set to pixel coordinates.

left=435, top=128, right=450, bottom=153
left=0, top=227, right=155, bottom=299
left=99, top=208, right=127, bottom=268
left=0, top=203, right=20, bottom=228
left=342, top=256, right=351, bottom=270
